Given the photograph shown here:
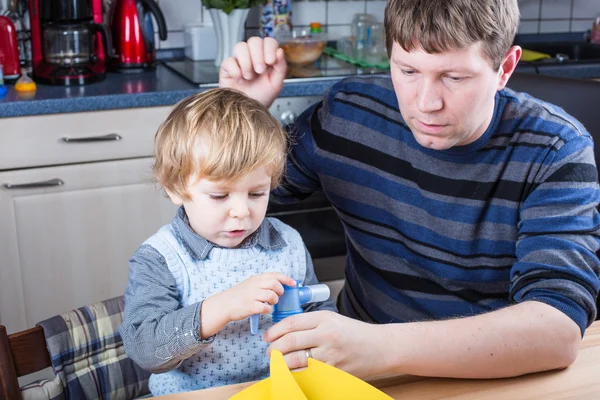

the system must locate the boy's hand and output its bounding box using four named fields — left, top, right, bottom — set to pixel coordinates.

left=222, top=272, right=296, bottom=321
left=219, top=36, right=287, bottom=108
